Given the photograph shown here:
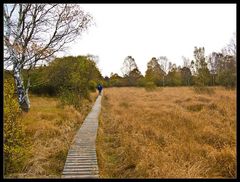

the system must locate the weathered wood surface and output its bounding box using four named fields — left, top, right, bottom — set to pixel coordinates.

left=62, top=95, right=102, bottom=178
